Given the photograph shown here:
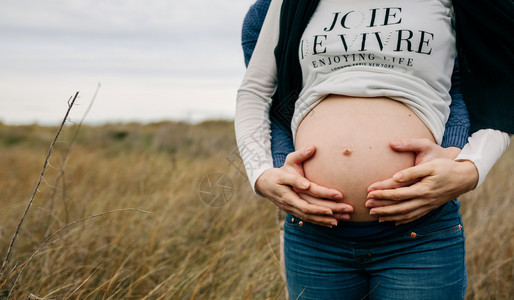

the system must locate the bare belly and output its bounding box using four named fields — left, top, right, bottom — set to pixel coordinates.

left=295, top=95, right=435, bottom=222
